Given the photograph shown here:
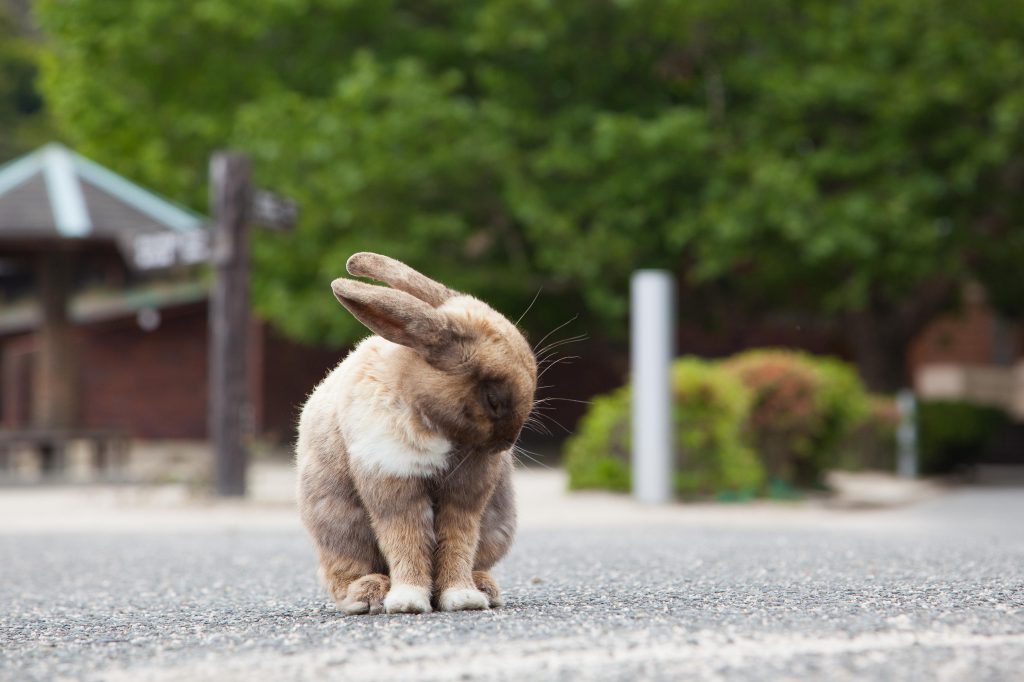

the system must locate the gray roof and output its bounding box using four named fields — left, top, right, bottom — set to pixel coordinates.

left=0, top=143, right=204, bottom=242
